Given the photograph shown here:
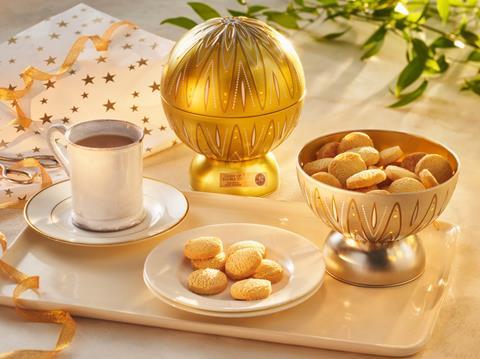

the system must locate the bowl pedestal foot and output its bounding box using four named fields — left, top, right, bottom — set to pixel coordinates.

left=190, top=153, right=279, bottom=197
left=323, top=231, right=426, bottom=287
